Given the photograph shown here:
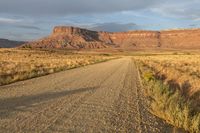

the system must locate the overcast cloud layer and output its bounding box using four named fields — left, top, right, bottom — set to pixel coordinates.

left=0, top=0, right=200, bottom=41
left=0, top=0, right=161, bottom=15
